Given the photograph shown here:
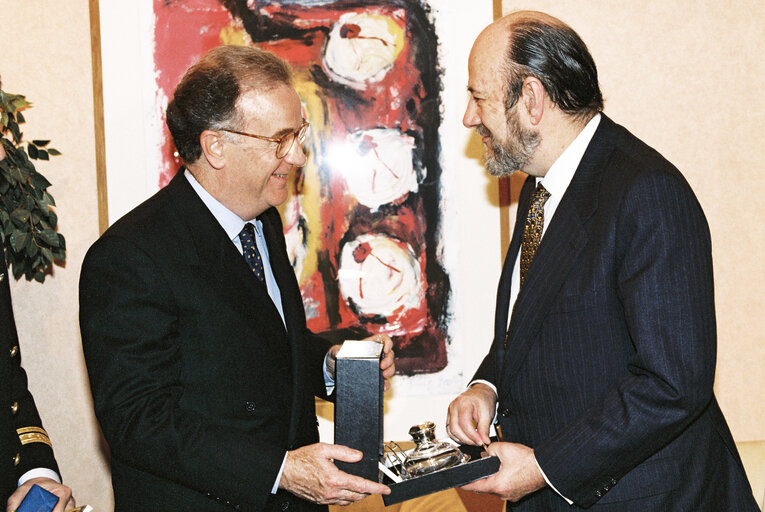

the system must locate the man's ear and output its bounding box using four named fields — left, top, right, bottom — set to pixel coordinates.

left=520, top=76, right=546, bottom=125
left=199, top=129, right=226, bottom=169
